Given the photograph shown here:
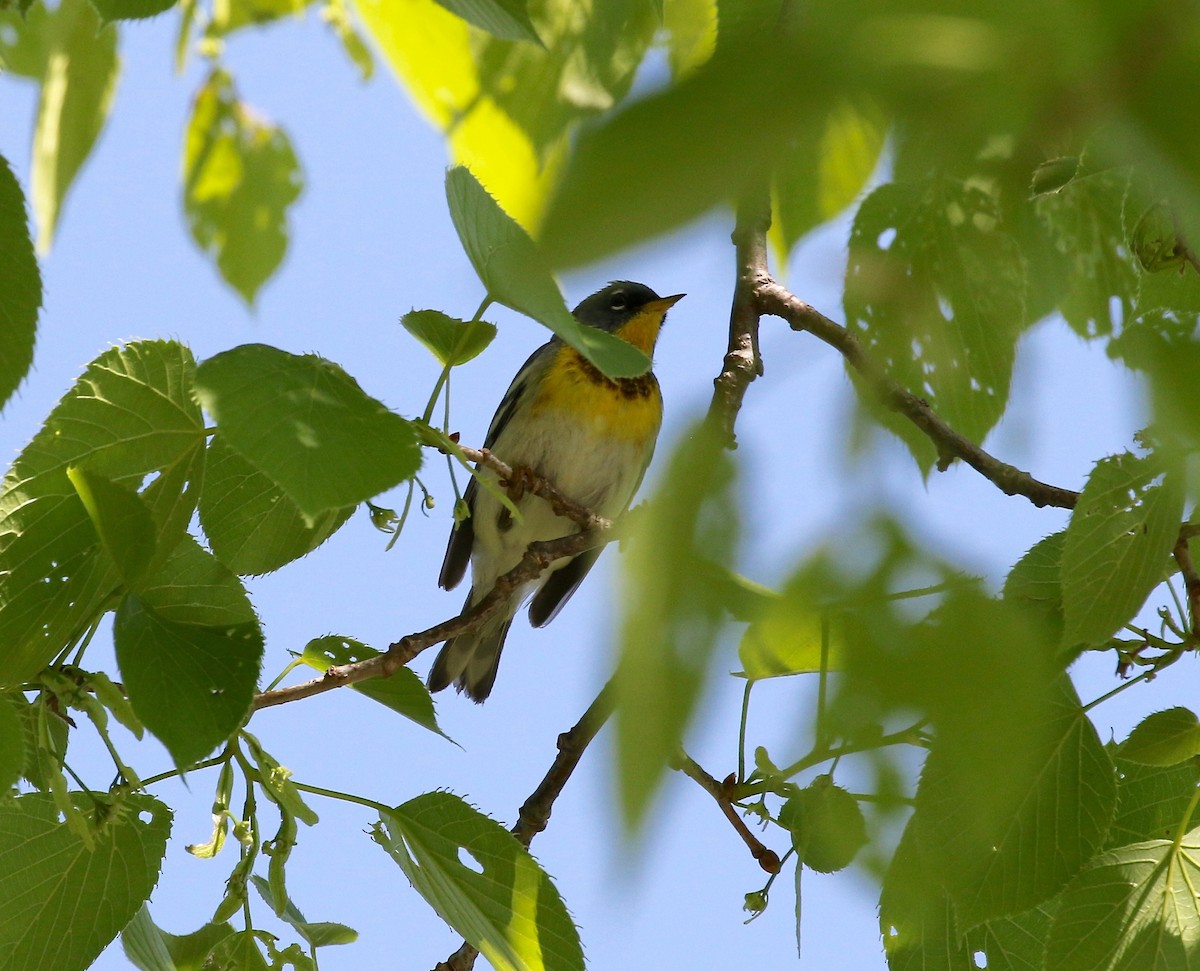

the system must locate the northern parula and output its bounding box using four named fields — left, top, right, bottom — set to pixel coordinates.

left=428, top=281, right=685, bottom=701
